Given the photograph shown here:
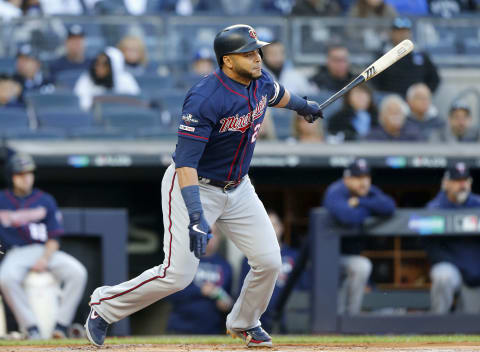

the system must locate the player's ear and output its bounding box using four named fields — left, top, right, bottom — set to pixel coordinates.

left=223, top=55, right=233, bottom=69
